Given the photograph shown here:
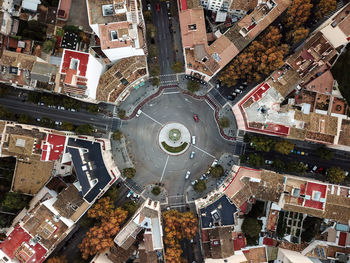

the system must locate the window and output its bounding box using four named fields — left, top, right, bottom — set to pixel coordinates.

left=110, top=30, right=118, bottom=41
left=188, top=24, right=197, bottom=30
